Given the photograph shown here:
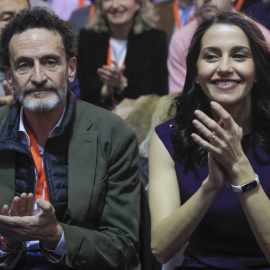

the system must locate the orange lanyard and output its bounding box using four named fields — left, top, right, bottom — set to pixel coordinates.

left=107, top=39, right=126, bottom=68
left=173, top=0, right=181, bottom=30
left=107, top=39, right=112, bottom=67
left=78, top=0, right=85, bottom=8
left=79, top=1, right=95, bottom=21
left=107, top=38, right=126, bottom=106
left=89, top=4, right=95, bottom=16
left=79, top=0, right=95, bottom=17
left=25, top=126, right=50, bottom=202
left=235, top=0, right=244, bottom=11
